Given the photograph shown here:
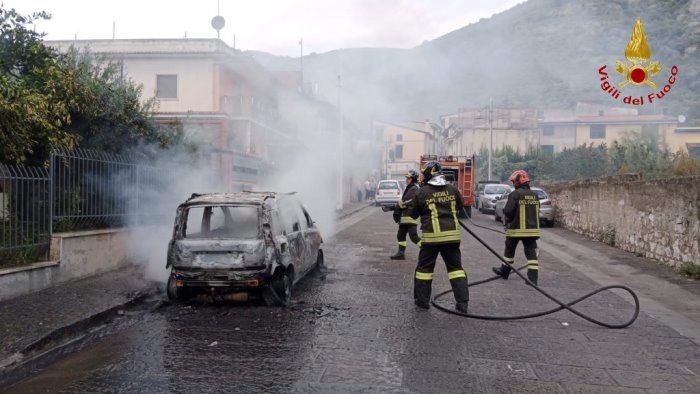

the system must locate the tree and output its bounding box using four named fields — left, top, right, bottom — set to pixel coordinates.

left=0, top=5, right=193, bottom=166
left=0, top=7, right=76, bottom=164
